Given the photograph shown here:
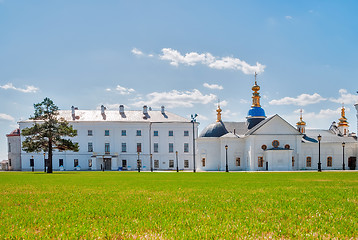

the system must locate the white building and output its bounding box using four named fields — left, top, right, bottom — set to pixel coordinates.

left=12, top=105, right=199, bottom=171
left=197, top=79, right=358, bottom=171
left=6, top=129, right=21, bottom=171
